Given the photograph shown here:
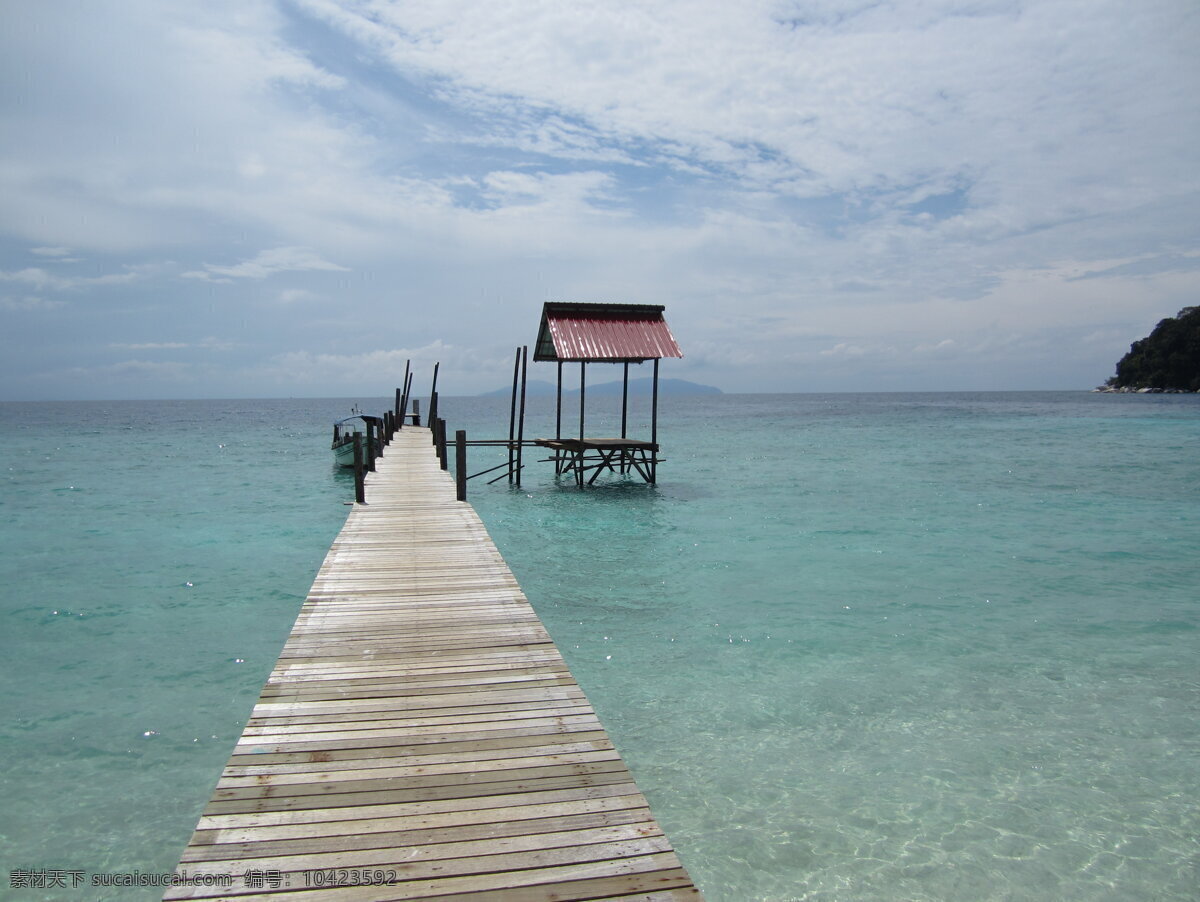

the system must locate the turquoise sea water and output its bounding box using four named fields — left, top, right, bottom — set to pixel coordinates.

left=1, top=392, right=1197, bottom=901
